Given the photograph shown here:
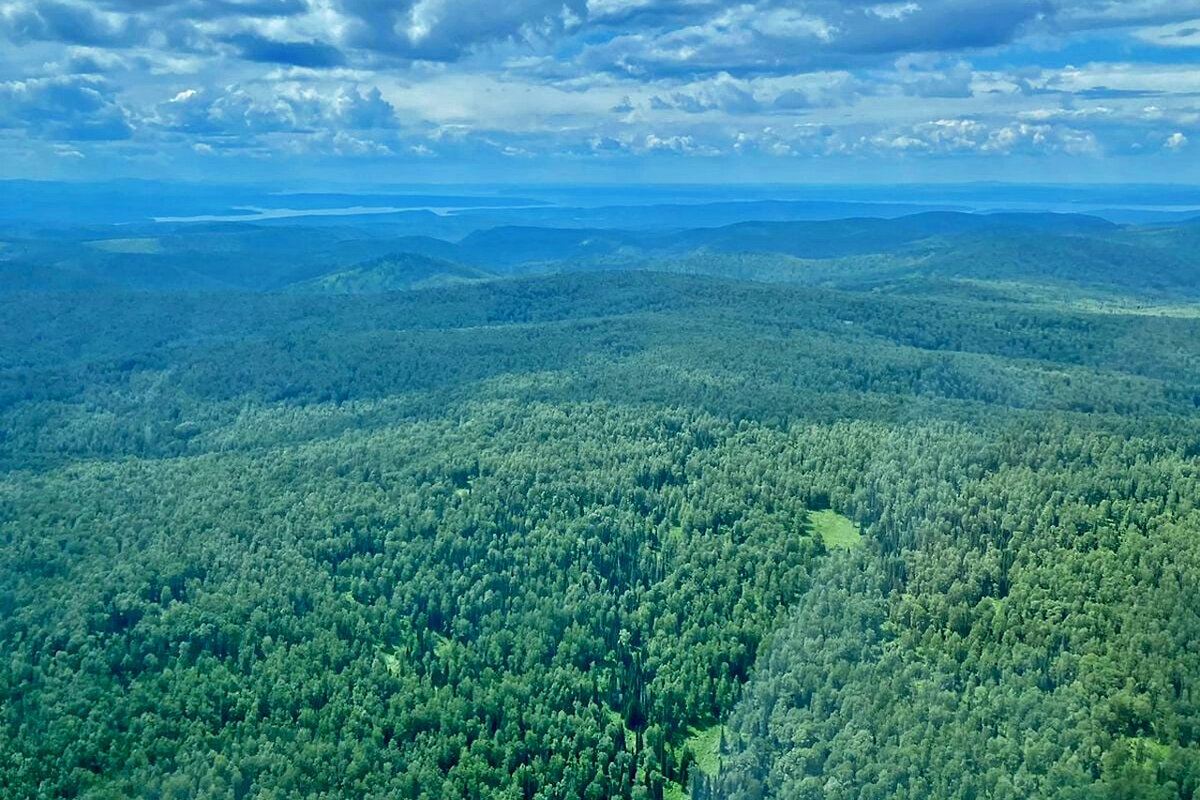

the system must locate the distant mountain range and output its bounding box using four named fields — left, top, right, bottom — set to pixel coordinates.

left=2, top=210, right=1198, bottom=296
left=5, top=180, right=1200, bottom=227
